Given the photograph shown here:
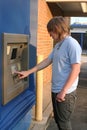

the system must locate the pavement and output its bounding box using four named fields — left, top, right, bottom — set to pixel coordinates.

left=29, top=55, right=87, bottom=130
